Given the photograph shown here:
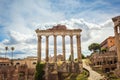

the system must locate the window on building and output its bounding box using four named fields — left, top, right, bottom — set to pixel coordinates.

left=114, top=58, right=117, bottom=63
left=16, top=62, right=20, bottom=65
left=97, top=62, right=99, bottom=65
left=110, top=61, right=113, bottom=64
left=33, top=62, right=36, bottom=65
